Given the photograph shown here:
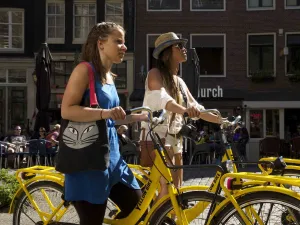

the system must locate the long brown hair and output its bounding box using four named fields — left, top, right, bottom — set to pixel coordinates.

left=156, top=46, right=179, bottom=102
left=81, top=22, right=125, bottom=83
